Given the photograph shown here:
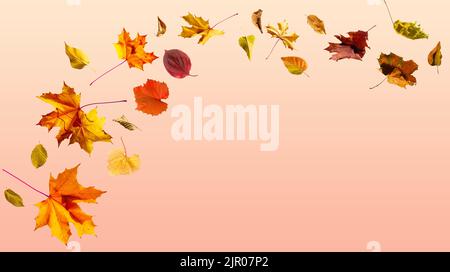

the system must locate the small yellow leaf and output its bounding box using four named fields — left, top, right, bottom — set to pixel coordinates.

left=107, top=149, right=140, bottom=176
left=4, top=189, right=24, bottom=207
left=281, top=56, right=308, bottom=75
left=179, top=13, right=225, bottom=45
left=266, top=21, right=299, bottom=50
left=393, top=20, right=429, bottom=40
left=113, top=115, right=140, bottom=131
left=252, top=9, right=263, bottom=34
left=238, top=35, right=255, bottom=60
left=157, top=16, right=167, bottom=37
left=307, top=15, right=326, bottom=34
left=31, top=144, right=48, bottom=169
left=64, top=42, right=90, bottom=69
